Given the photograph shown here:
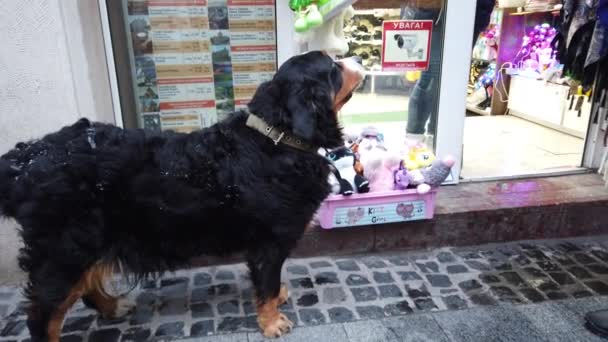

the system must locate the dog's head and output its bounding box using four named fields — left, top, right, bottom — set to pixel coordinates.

left=248, top=51, right=364, bottom=149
